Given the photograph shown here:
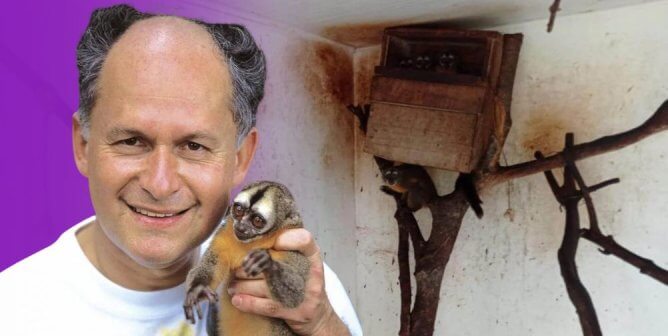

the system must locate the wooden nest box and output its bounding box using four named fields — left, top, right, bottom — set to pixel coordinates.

left=365, top=27, right=510, bottom=173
